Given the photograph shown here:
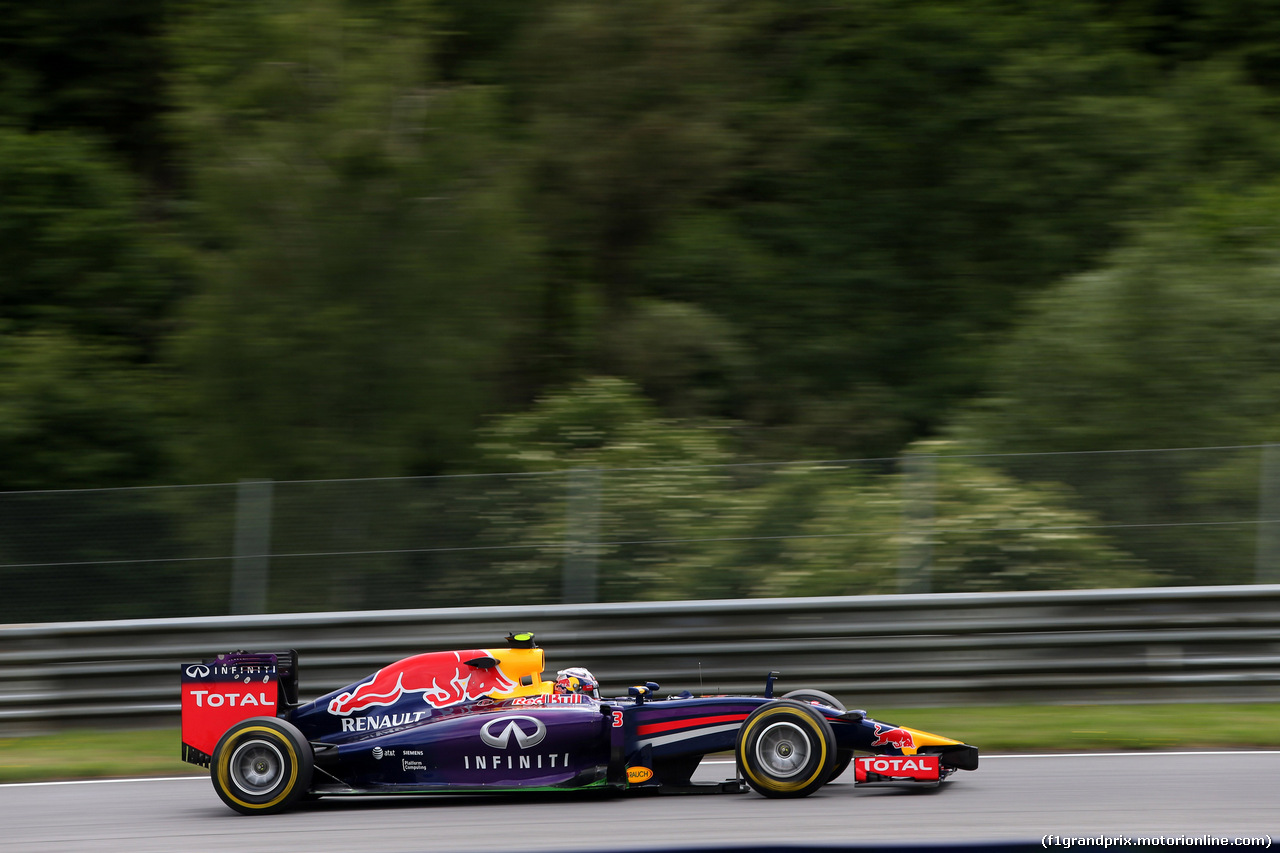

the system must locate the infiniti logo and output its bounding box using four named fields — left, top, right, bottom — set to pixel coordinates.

left=479, top=715, right=546, bottom=749
left=185, top=665, right=210, bottom=678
